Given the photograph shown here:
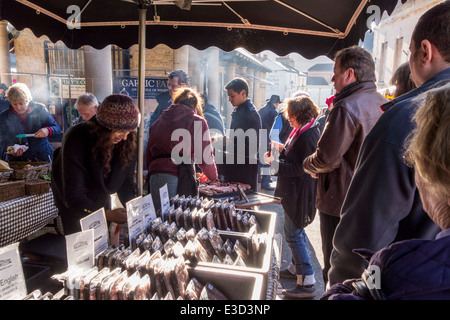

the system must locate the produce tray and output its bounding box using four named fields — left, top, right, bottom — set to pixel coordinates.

left=188, top=266, right=264, bottom=300
left=196, top=231, right=273, bottom=298
left=8, top=161, right=51, bottom=181
left=241, top=208, right=277, bottom=238
left=200, top=188, right=253, bottom=199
